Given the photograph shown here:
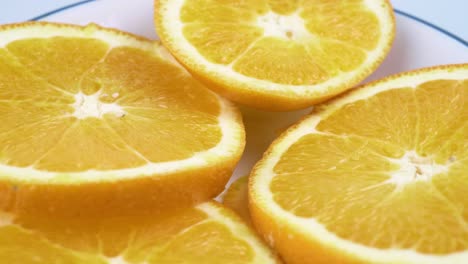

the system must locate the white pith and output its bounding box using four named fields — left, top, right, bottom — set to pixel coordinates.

left=0, top=23, right=244, bottom=184
left=72, top=91, right=126, bottom=119
left=159, top=0, right=394, bottom=98
left=386, top=151, right=448, bottom=188
left=251, top=66, right=468, bottom=263
left=256, top=12, right=310, bottom=41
